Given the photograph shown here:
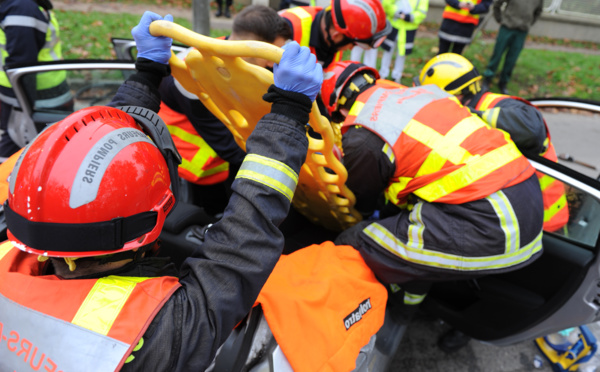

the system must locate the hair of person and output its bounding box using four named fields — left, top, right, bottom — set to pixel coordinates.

left=233, top=5, right=292, bottom=43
